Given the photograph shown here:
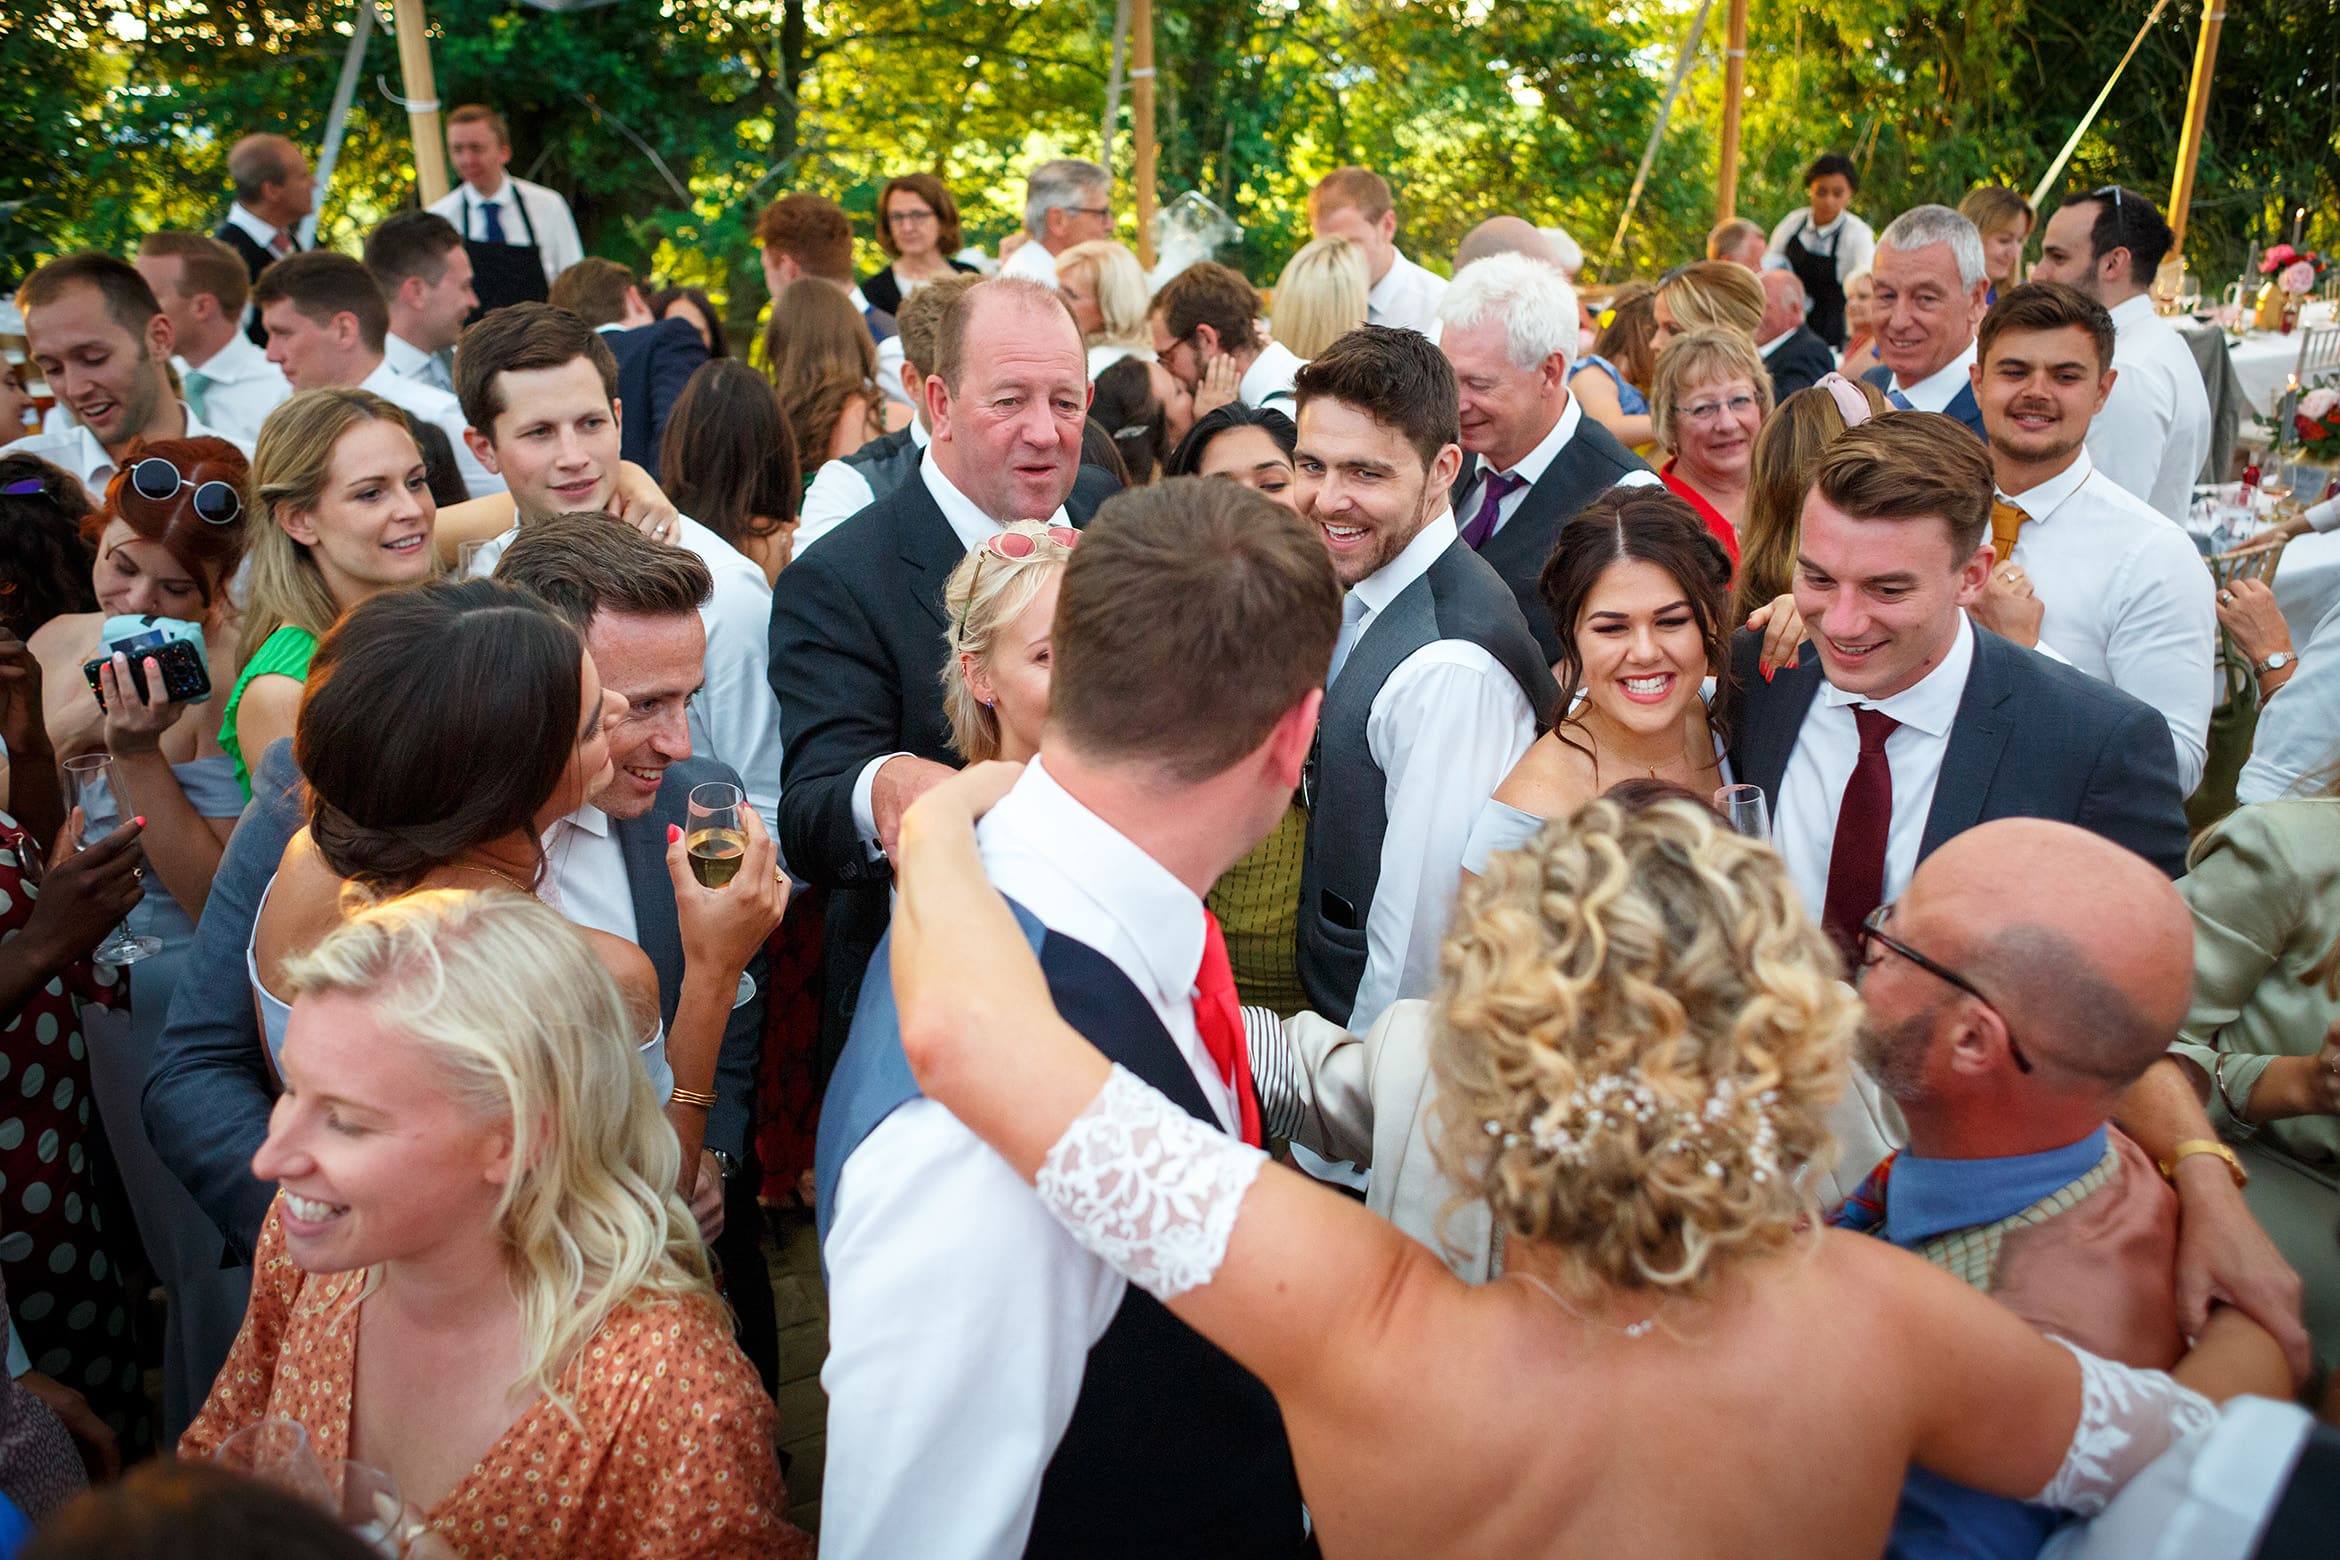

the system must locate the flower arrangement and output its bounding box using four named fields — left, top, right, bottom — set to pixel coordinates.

left=2298, top=386, right=2340, bottom=457
left=2261, top=244, right=2329, bottom=295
